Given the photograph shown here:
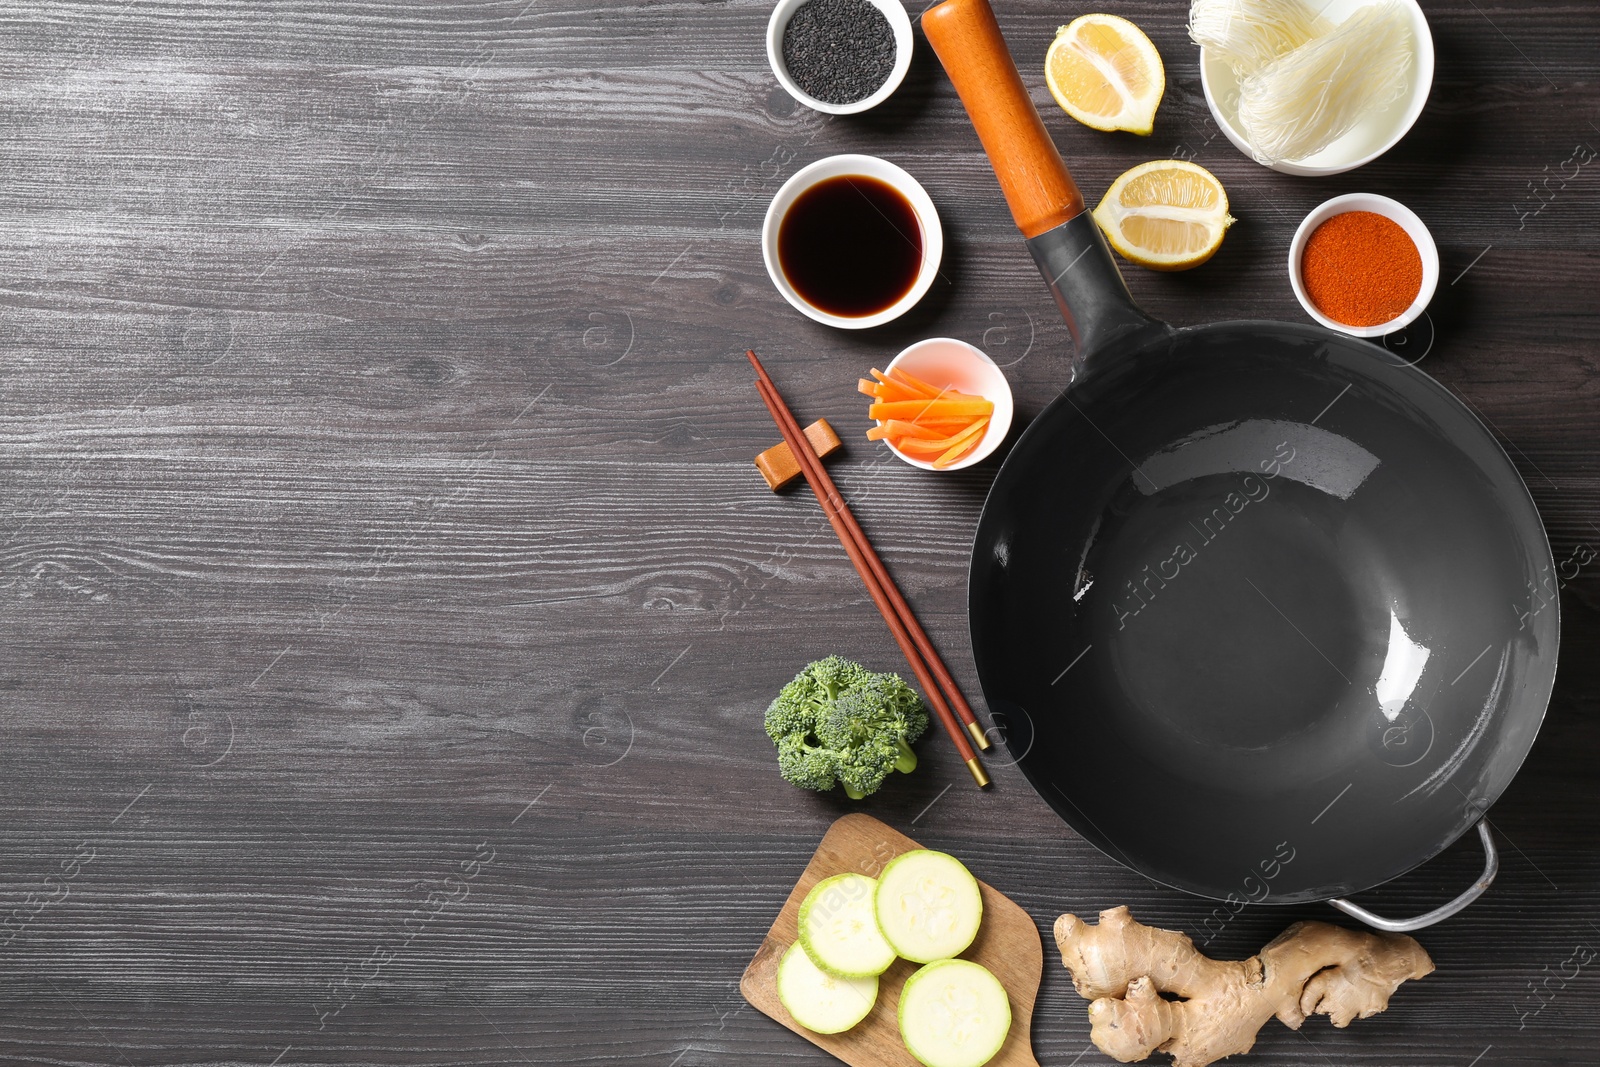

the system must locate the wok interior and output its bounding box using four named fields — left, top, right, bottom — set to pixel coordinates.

left=972, top=323, right=1556, bottom=902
